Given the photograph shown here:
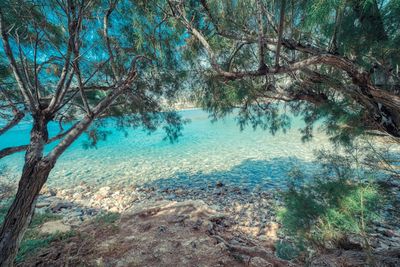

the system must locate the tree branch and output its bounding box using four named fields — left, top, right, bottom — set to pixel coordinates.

left=103, top=0, right=120, bottom=82
left=275, top=0, right=286, bottom=68
left=0, top=111, right=24, bottom=136
left=256, top=0, right=266, bottom=70
left=0, top=126, right=72, bottom=159
left=72, top=2, right=91, bottom=115
left=46, top=1, right=76, bottom=113
left=0, top=8, right=37, bottom=111
left=46, top=56, right=140, bottom=163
